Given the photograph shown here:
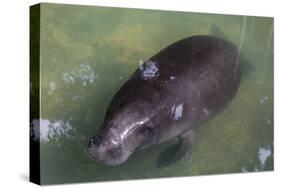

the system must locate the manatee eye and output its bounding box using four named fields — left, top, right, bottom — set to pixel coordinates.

left=140, top=127, right=153, bottom=138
